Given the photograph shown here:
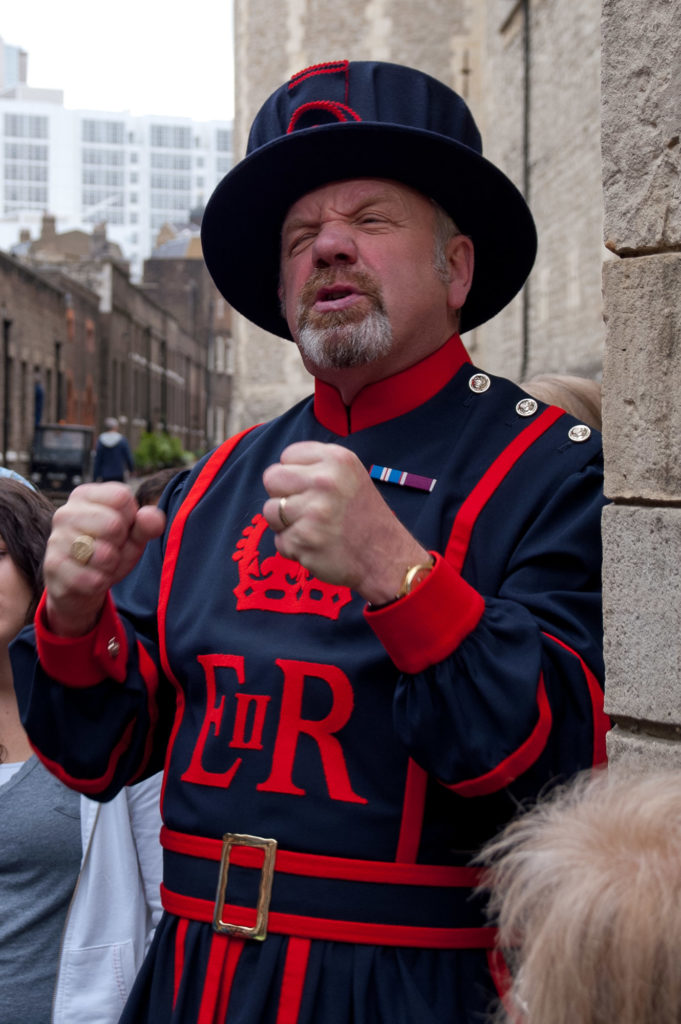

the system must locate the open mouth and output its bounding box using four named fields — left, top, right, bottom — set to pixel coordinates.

left=314, top=285, right=362, bottom=310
